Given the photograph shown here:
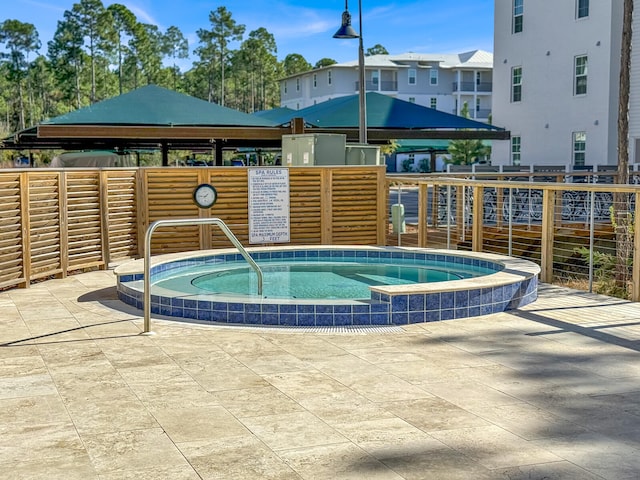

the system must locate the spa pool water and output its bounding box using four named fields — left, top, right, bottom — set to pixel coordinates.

left=154, top=258, right=495, bottom=299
